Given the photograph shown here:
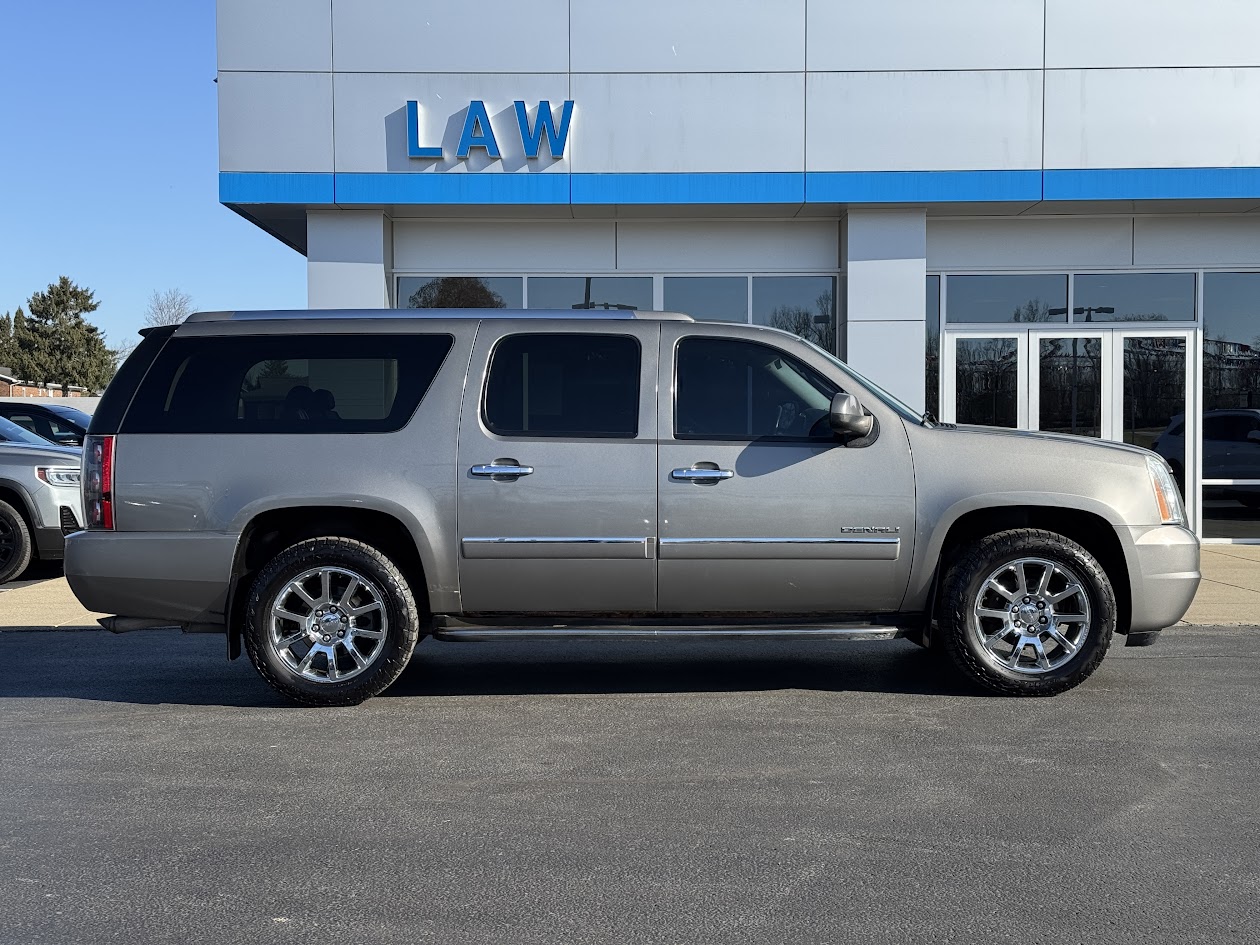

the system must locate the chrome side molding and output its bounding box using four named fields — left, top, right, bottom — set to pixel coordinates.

left=659, top=536, right=900, bottom=561
left=462, top=537, right=653, bottom=559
